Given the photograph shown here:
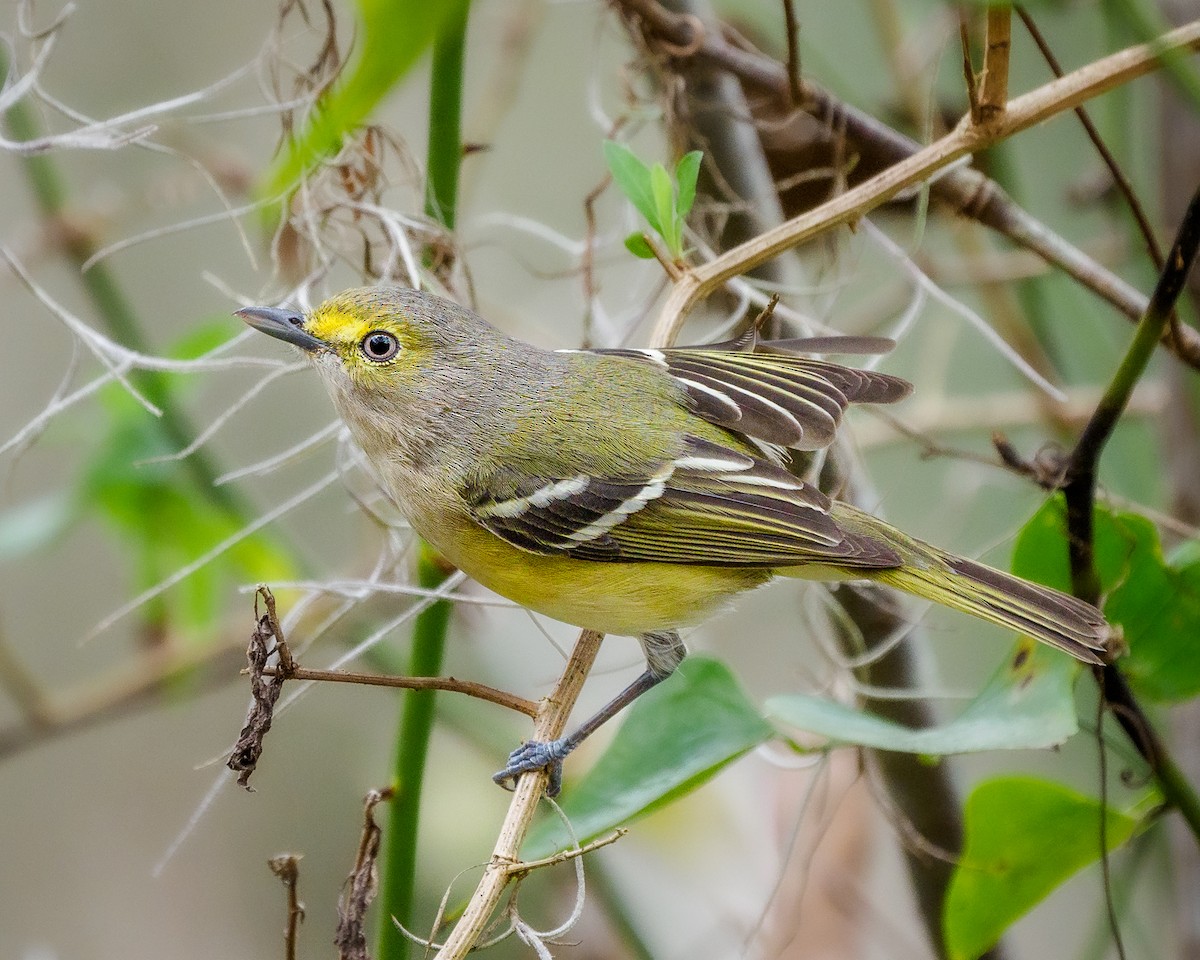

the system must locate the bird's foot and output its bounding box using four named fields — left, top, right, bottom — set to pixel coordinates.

left=492, top=738, right=573, bottom=797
